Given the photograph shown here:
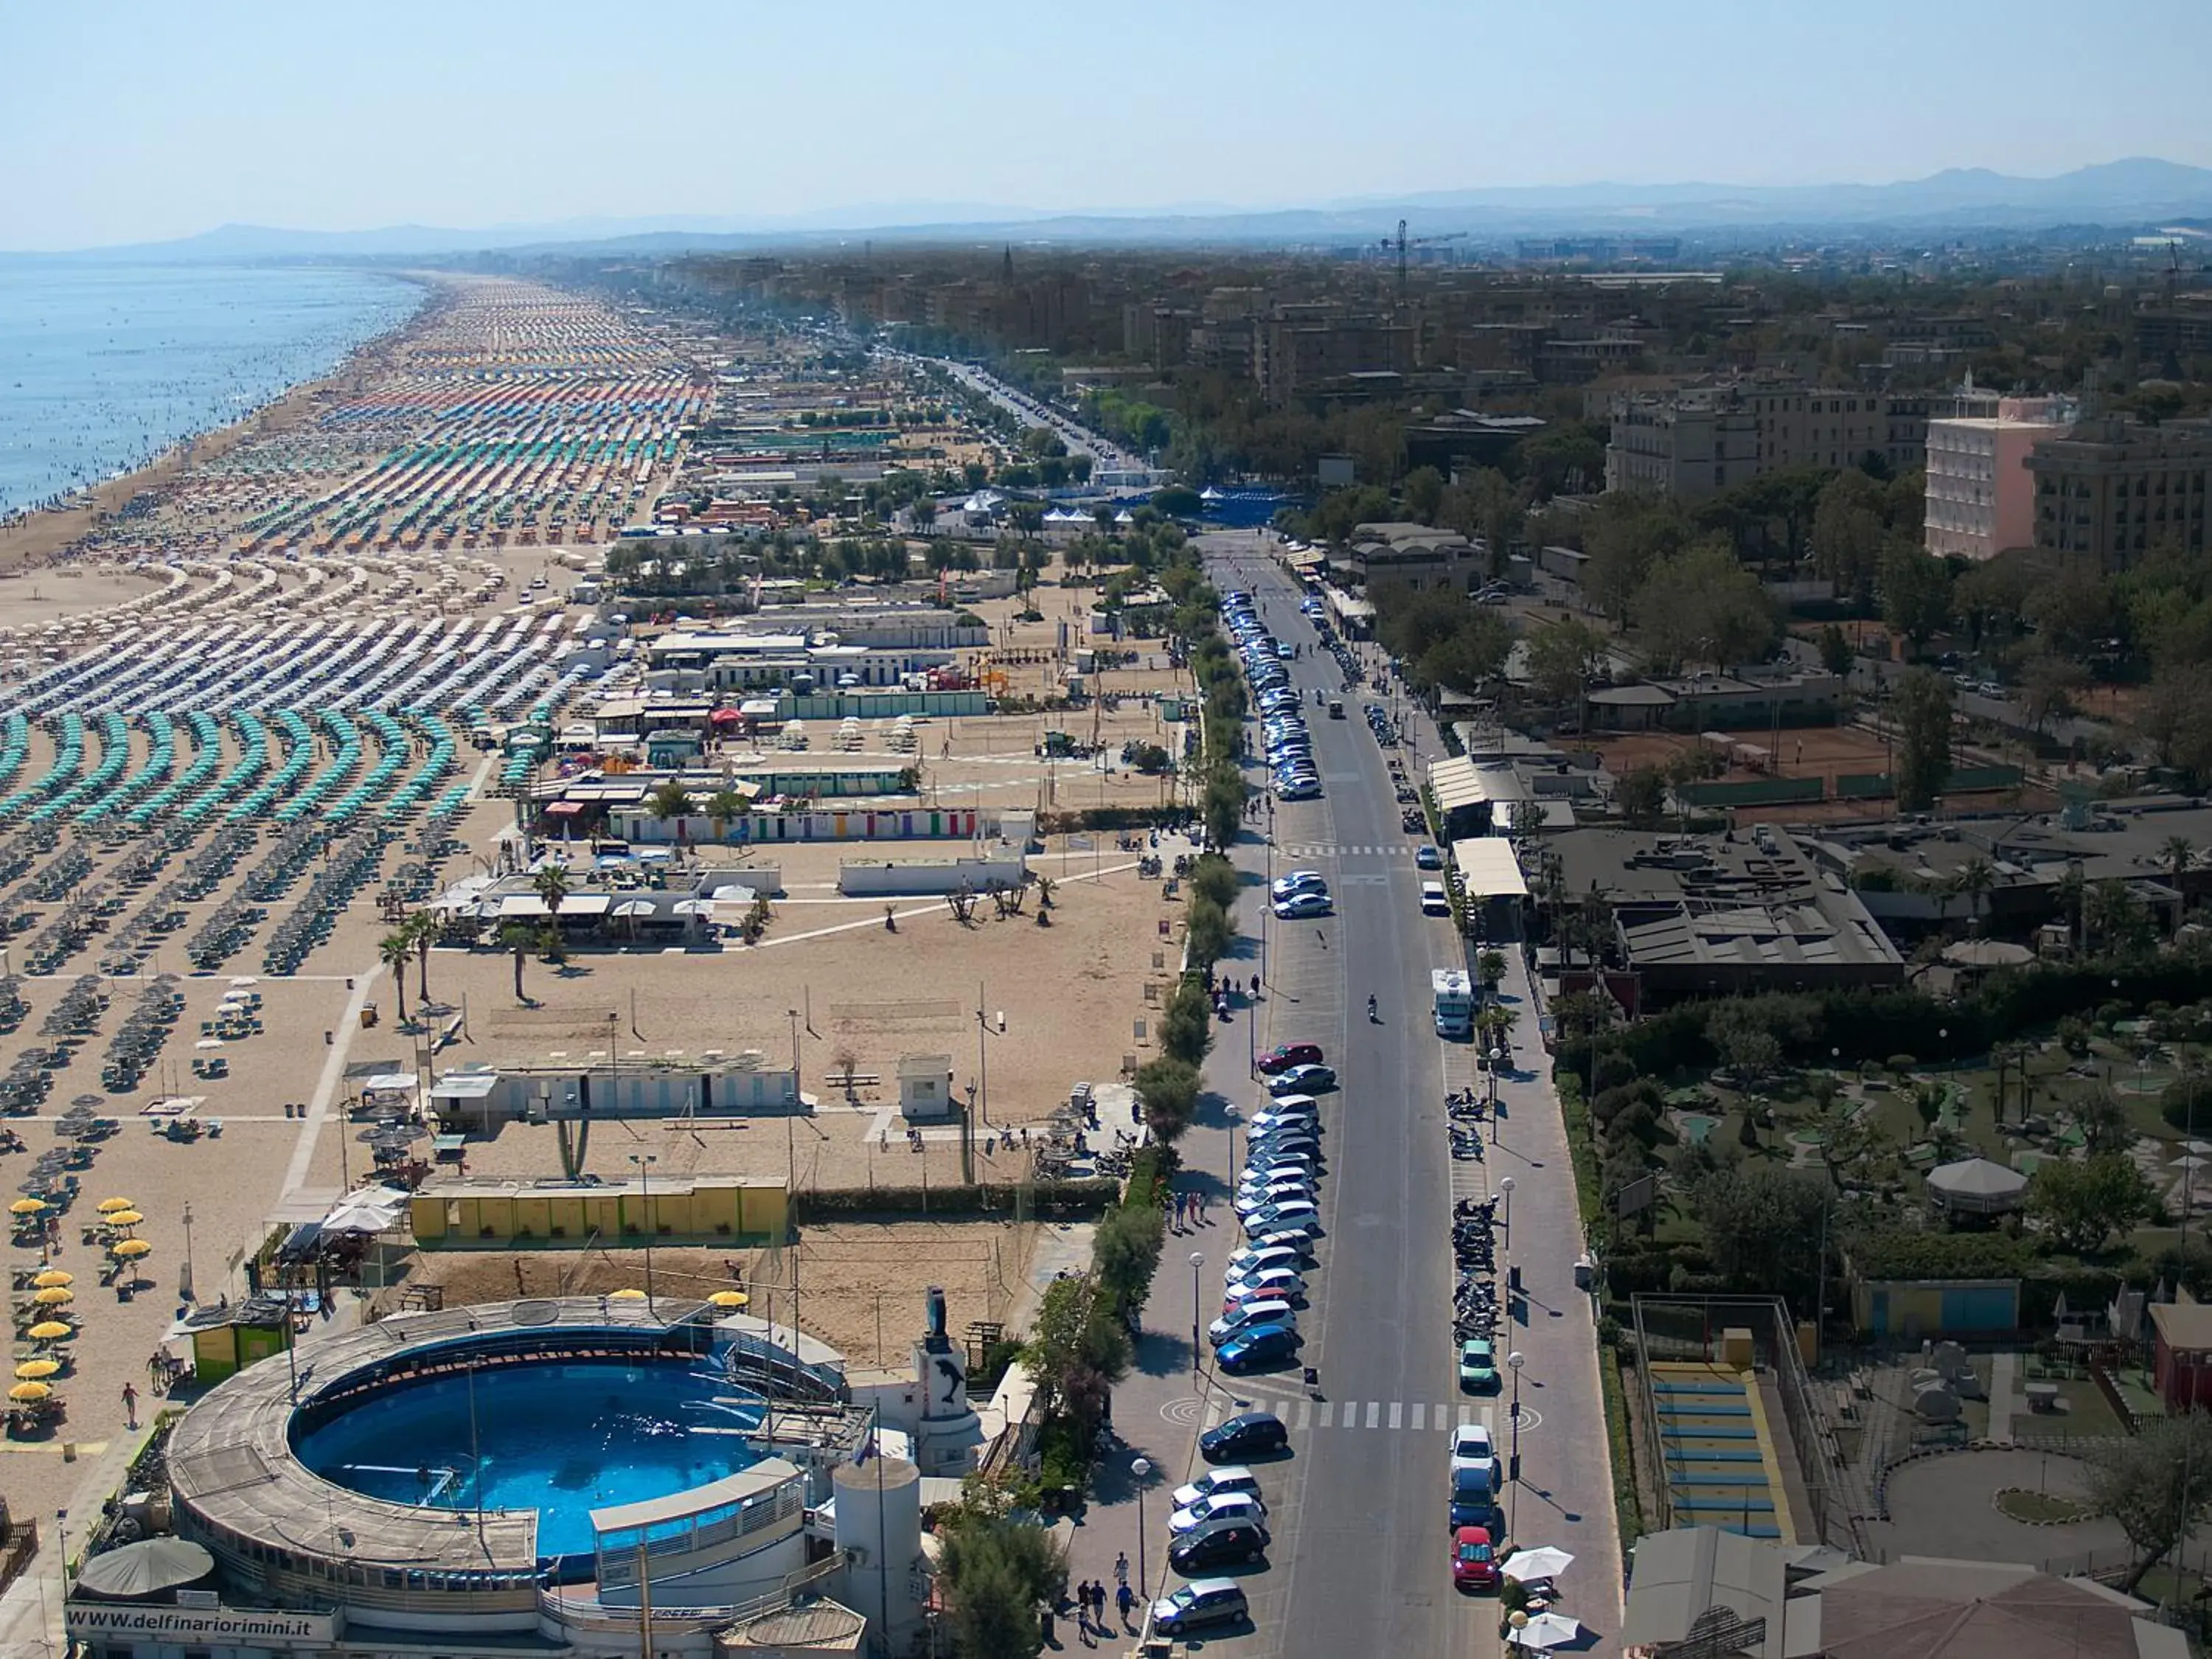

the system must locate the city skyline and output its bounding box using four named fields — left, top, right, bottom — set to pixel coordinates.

left=4, top=0, right=2212, bottom=250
